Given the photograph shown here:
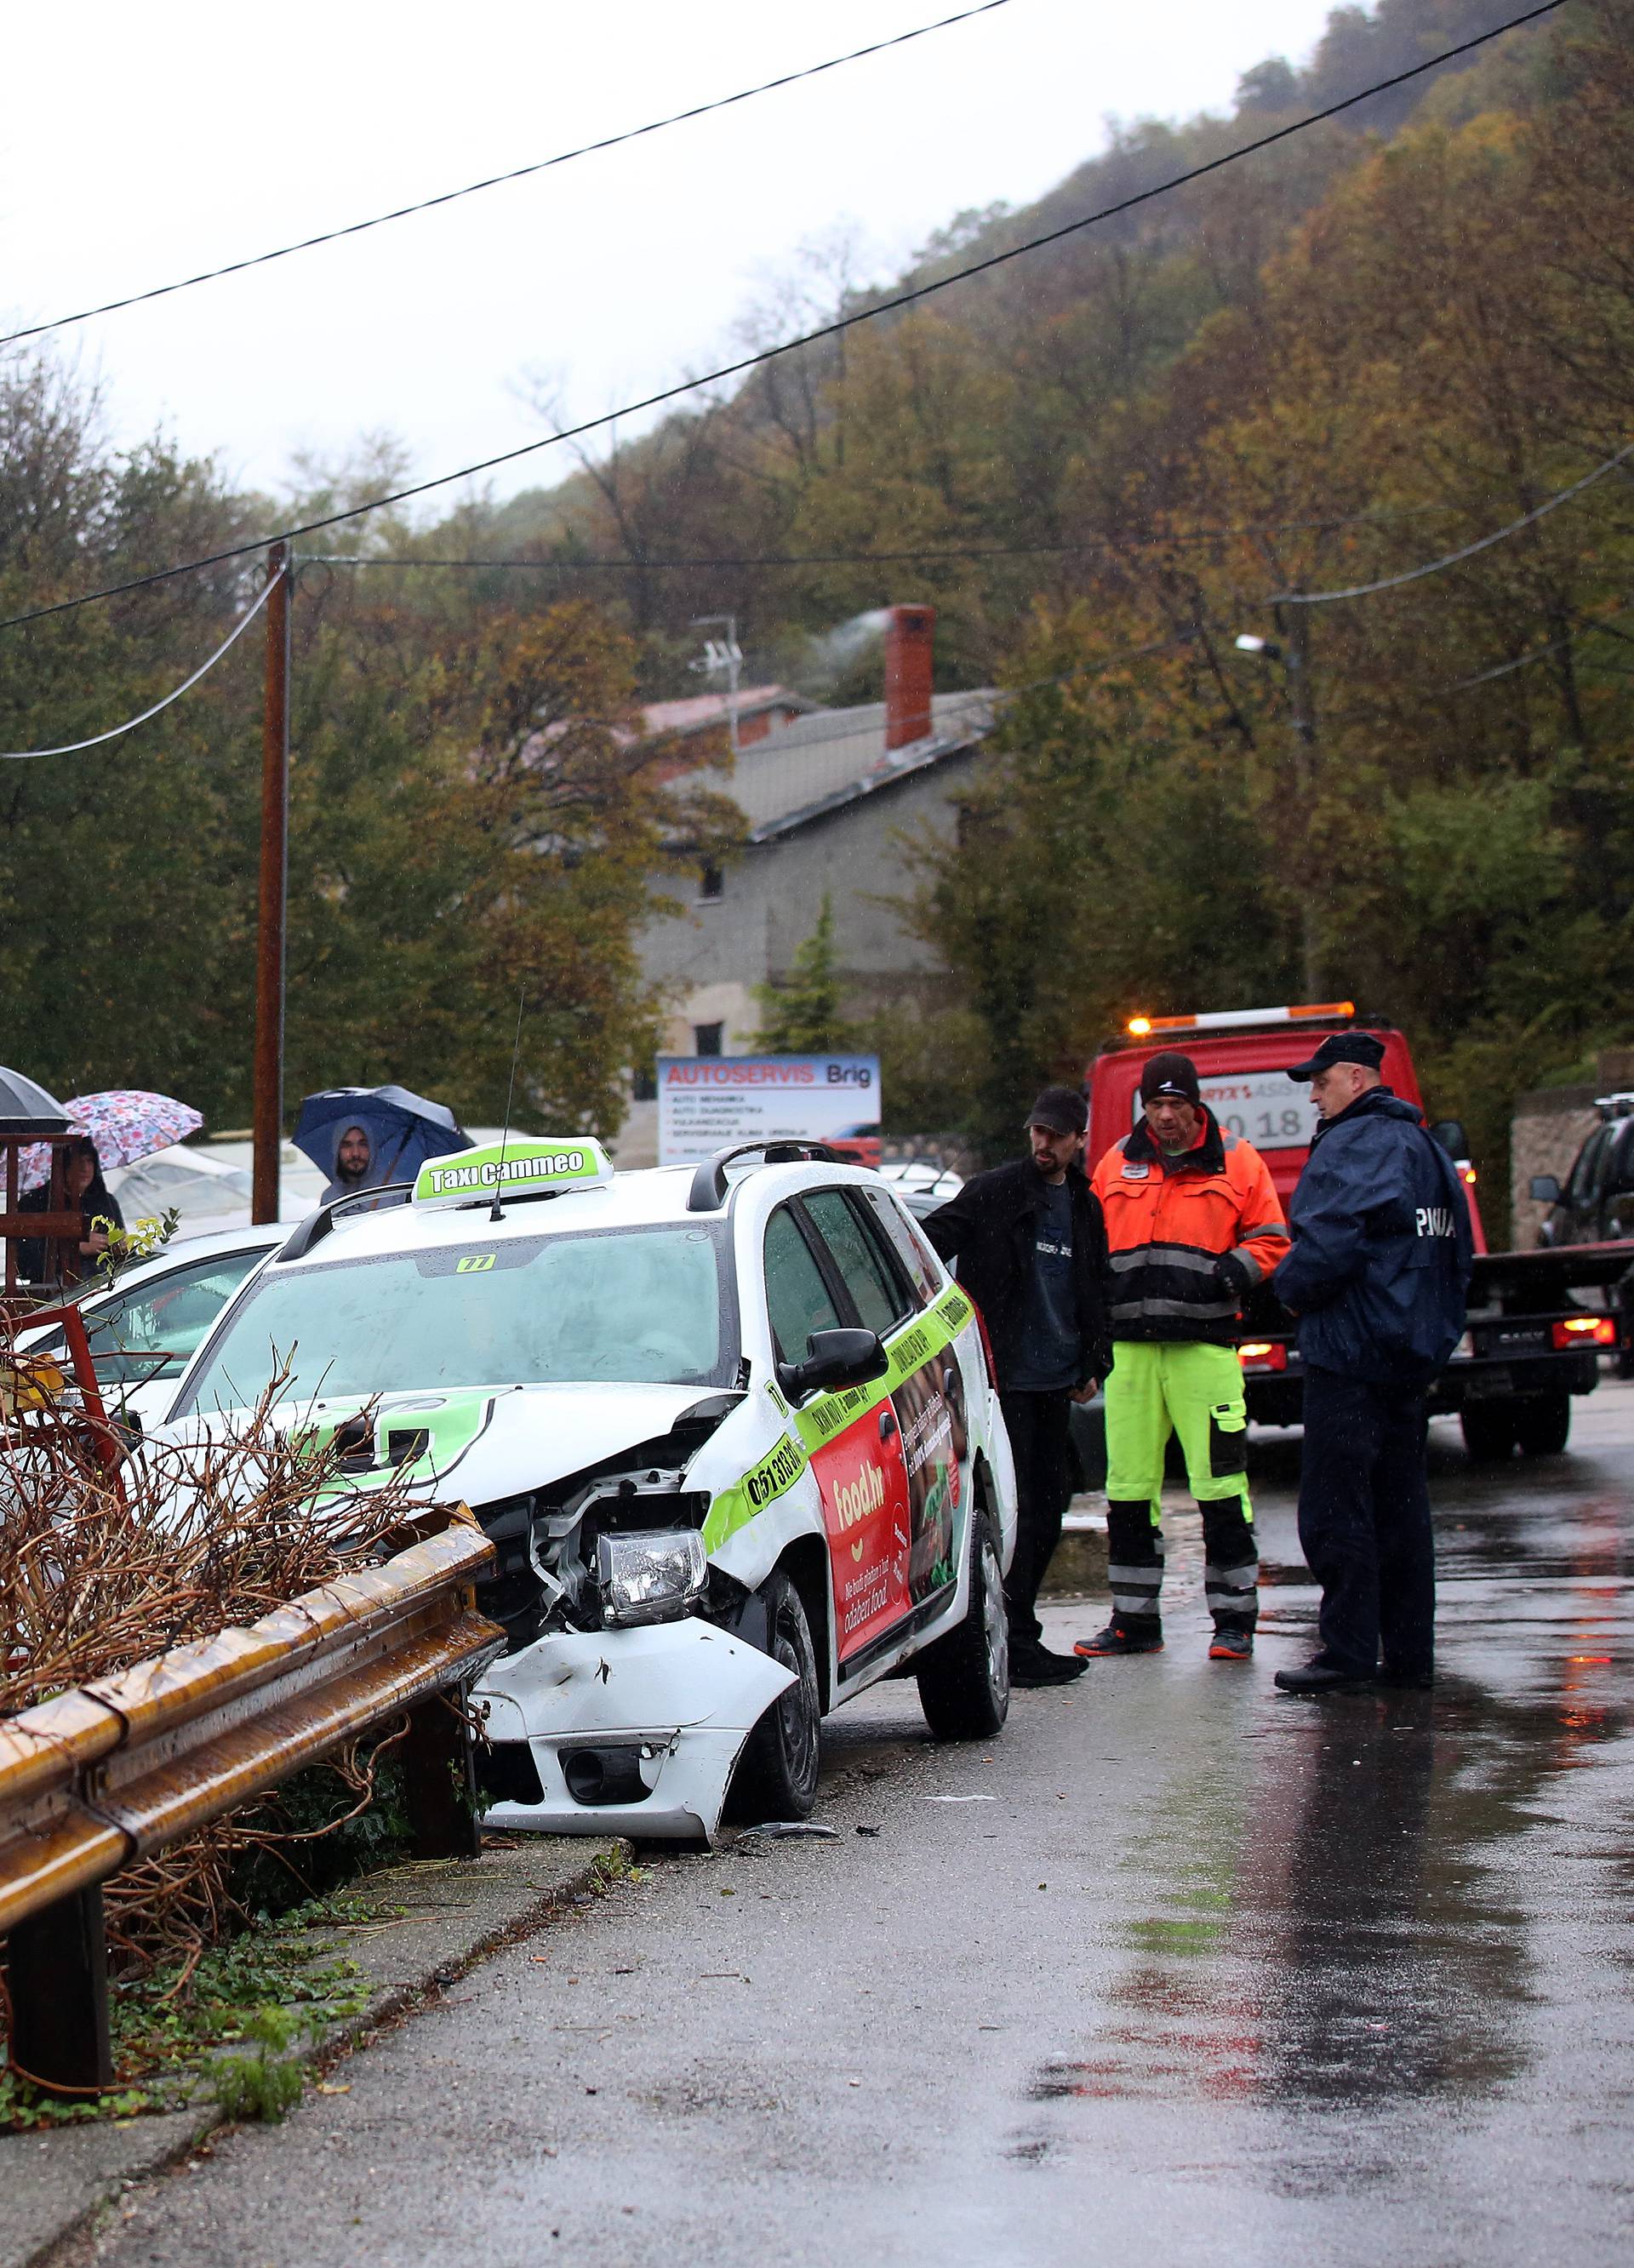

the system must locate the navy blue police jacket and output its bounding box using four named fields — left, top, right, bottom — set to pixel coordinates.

left=1271, top=1087, right=1473, bottom=1386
